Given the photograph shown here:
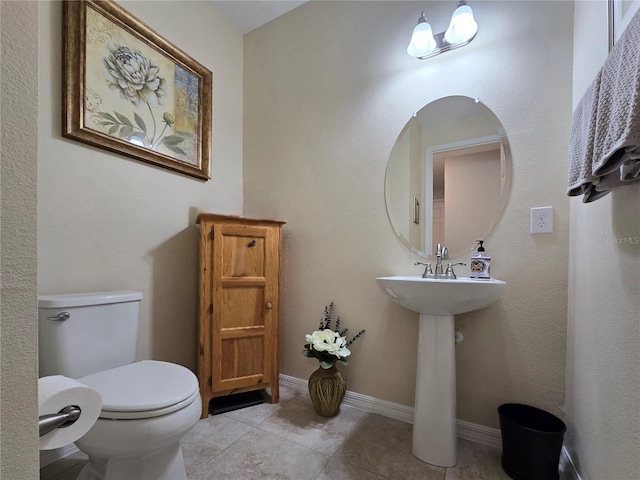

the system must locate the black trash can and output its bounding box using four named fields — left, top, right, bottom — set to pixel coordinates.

left=498, top=403, right=566, bottom=480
